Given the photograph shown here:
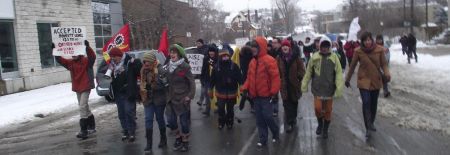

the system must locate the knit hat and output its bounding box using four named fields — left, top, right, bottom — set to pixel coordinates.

left=281, top=39, right=291, bottom=48
left=208, top=45, right=218, bottom=53
left=109, top=47, right=123, bottom=57
left=170, top=44, right=186, bottom=58
left=143, top=51, right=157, bottom=64
left=218, top=48, right=230, bottom=57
